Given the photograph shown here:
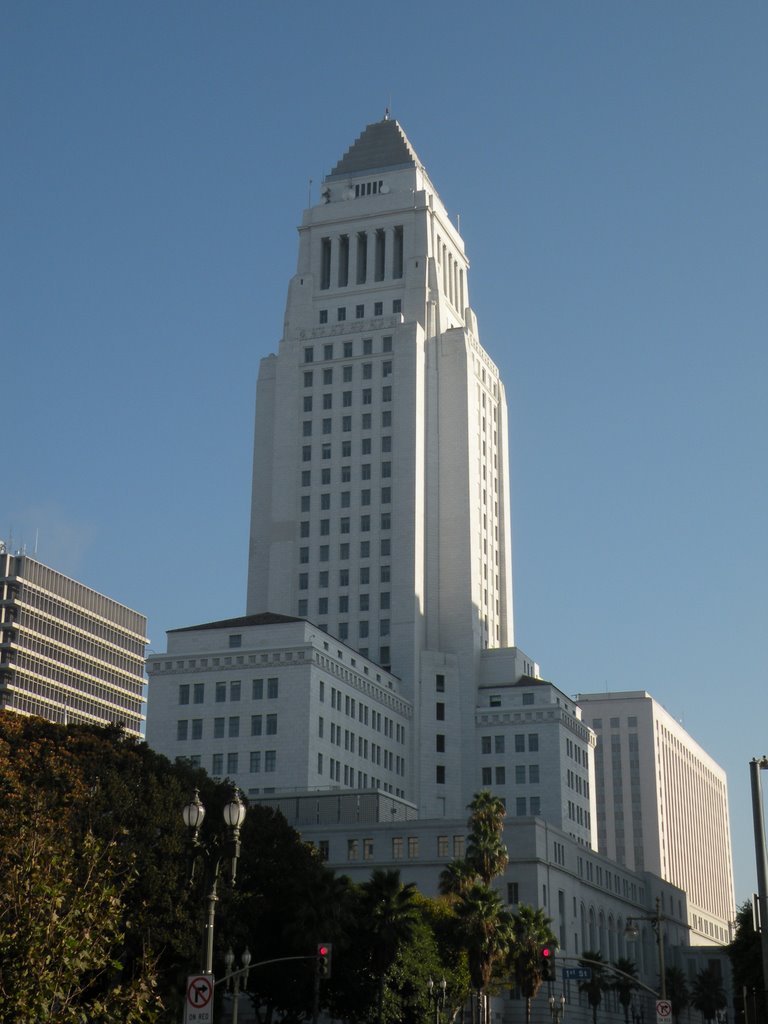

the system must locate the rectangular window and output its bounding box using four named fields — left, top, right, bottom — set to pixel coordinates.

left=374, top=302, right=383, bottom=316
left=382, top=336, right=392, bottom=352
left=229, top=716, right=240, bottom=738
left=267, top=678, right=279, bottom=699
left=436, top=734, right=445, bottom=752
left=227, top=752, right=238, bottom=774
left=436, top=765, right=446, bottom=784
left=344, top=341, right=353, bottom=357
left=407, top=836, right=419, bottom=859
left=214, top=717, right=225, bottom=739
left=482, top=766, right=492, bottom=785
left=252, top=678, right=263, bottom=700
left=495, top=766, right=506, bottom=785
left=528, top=734, right=539, bottom=752
left=304, top=345, right=315, bottom=363
left=212, top=753, right=223, bottom=776
left=392, top=836, right=403, bottom=859
left=436, top=702, right=445, bottom=721
left=230, top=681, right=241, bottom=701
left=179, top=684, right=190, bottom=705
left=515, top=765, right=526, bottom=784
left=507, top=882, right=519, bottom=904
left=355, top=304, right=364, bottom=319
left=177, top=720, right=188, bottom=741
left=382, top=386, right=392, bottom=402
left=304, top=370, right=313, bottom=386
left=302, top=445, right=311, bottom=462
left=337, top=307, right=346, bottom=321
left=320, top=239, right=331, bottom=290
left=529, top=765, right=540, bottom=784
left=193, top=683, right=205, bottom=704
left=266, top=714, right=277, bottom=735
left=515, top=734, right=525, bottom=753
left=215, top=681, right=226, bottom=703
left=516, top=797, right=527, bottom=816
left=481, top=736, right=491, bottom=754
left=250, top=751, right=261, bottom=773
left=251, top=715, right=262, bottom=736
left=494, top=735, right=504, bottom=754
left=191, top=719, right=203, bottom=740
left=265, top=750, right=277, bottom=772
left=319, top=309, right=328, bottom=324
